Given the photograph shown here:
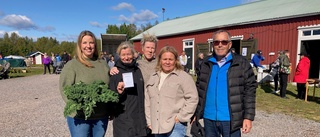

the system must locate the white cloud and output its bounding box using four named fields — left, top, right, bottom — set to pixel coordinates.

left=37, top=26, right=56, bottom=32
left=0, top=14, right=37, bottom=30
left=0, top=30, right=21, bottom=38
left=241, top=0, right=261, bottom=4
left=89, top=21, right=108, bottom=28
left=0, top=30, right=5, bottom=37
left=112, top=2, right=135, bottom=12
left=118, top=10, right=158, bottom=23
left=0, top=14, right=55, bottom=32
